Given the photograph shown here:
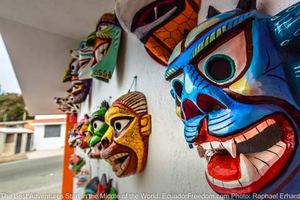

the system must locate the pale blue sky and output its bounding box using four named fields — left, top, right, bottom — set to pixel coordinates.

left=0, top=34, right=21, bottom=94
